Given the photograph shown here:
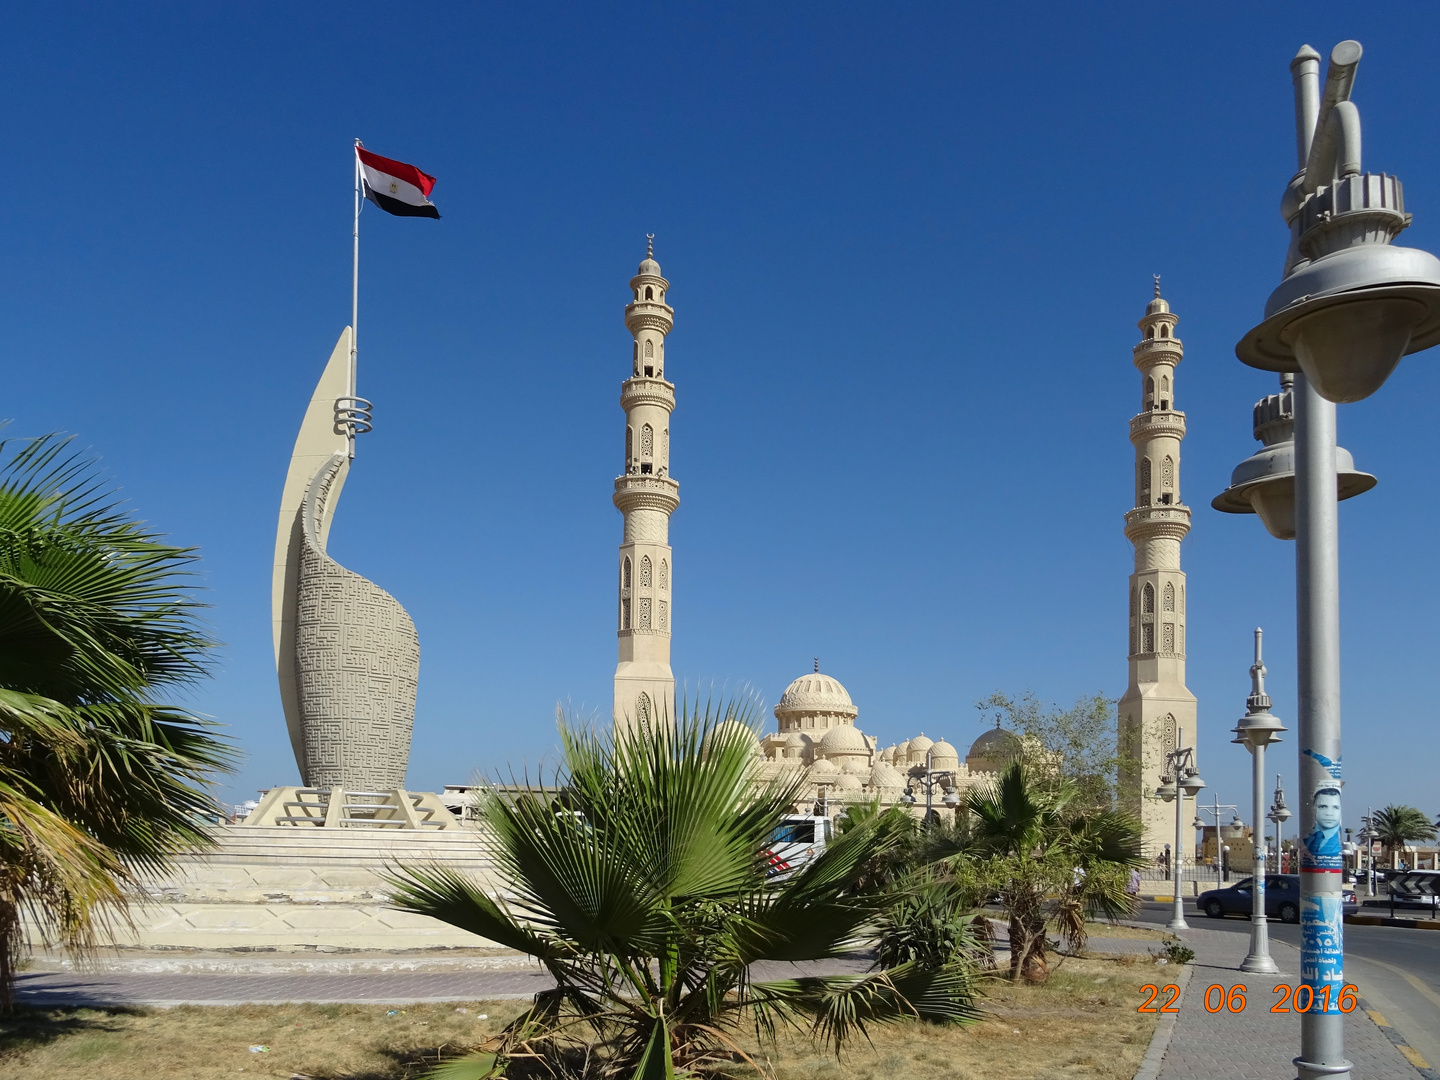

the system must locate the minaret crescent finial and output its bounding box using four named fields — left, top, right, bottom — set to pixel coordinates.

left=646, top=233, right=654, bottom=258
left=1154, top=274, right=1162, bottom=298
